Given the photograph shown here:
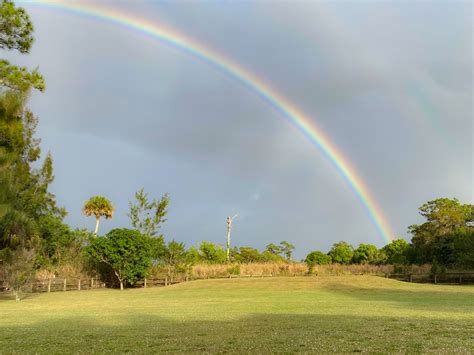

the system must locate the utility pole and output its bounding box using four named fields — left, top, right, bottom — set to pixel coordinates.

left=226, top=214, right=237, bottom=262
